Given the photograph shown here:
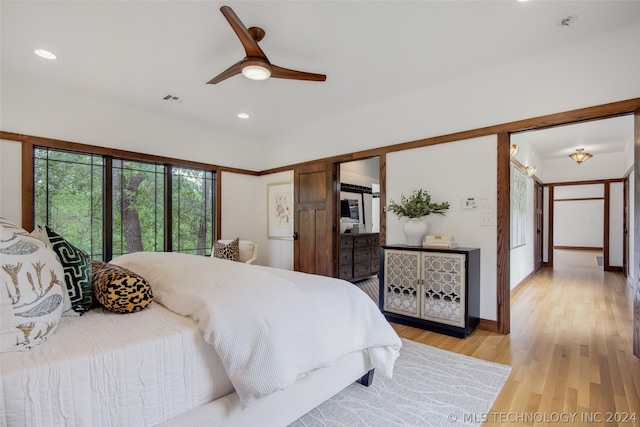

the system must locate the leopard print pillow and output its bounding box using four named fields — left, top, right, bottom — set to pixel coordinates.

left=92, top=261, right=152, bottom=314
left=213, top=238, right=240, bottom=262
